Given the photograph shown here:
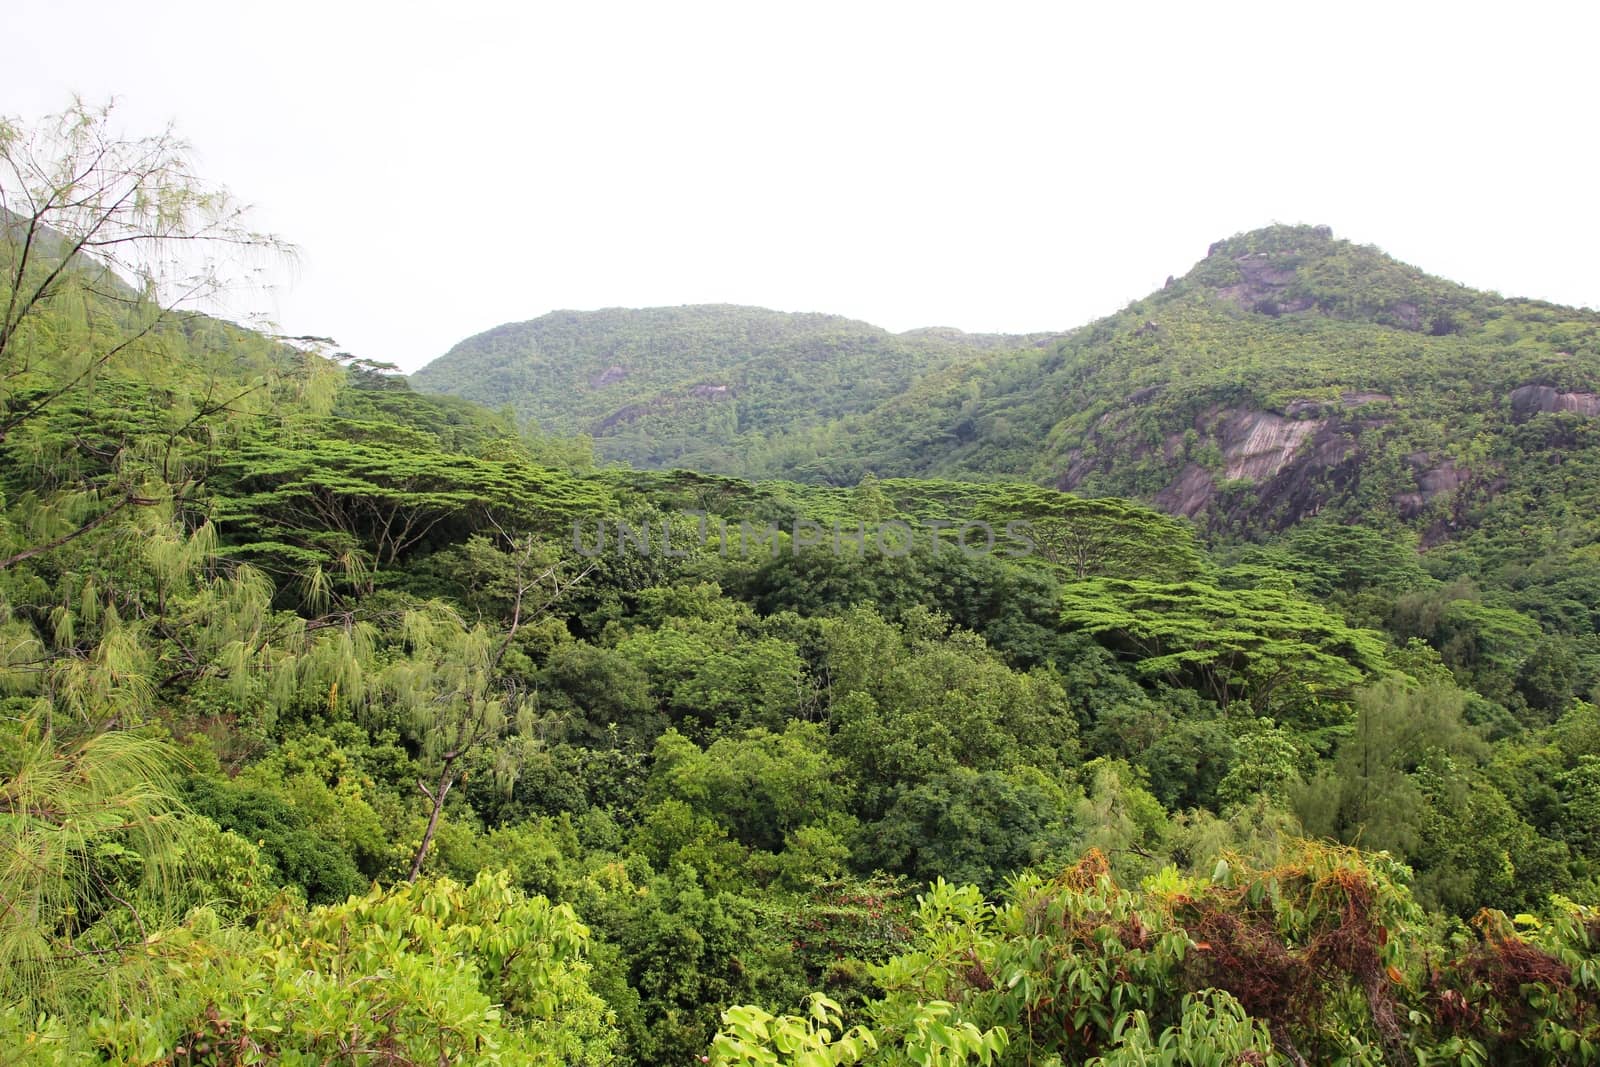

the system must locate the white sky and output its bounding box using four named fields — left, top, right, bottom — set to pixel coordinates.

left=4, top=1, right=1596, bottom=374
